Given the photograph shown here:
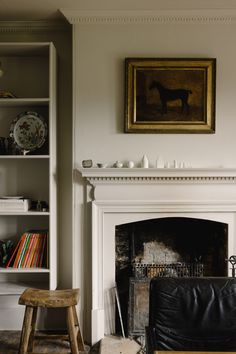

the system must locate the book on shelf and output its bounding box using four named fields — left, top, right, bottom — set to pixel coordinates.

left=12, top=233, right=27, bottom=268
left=6, top=231, right=48, bottom=269
left=0, top=198, right=31, bottom=212
left=17, top=234, right=31, bottom=268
